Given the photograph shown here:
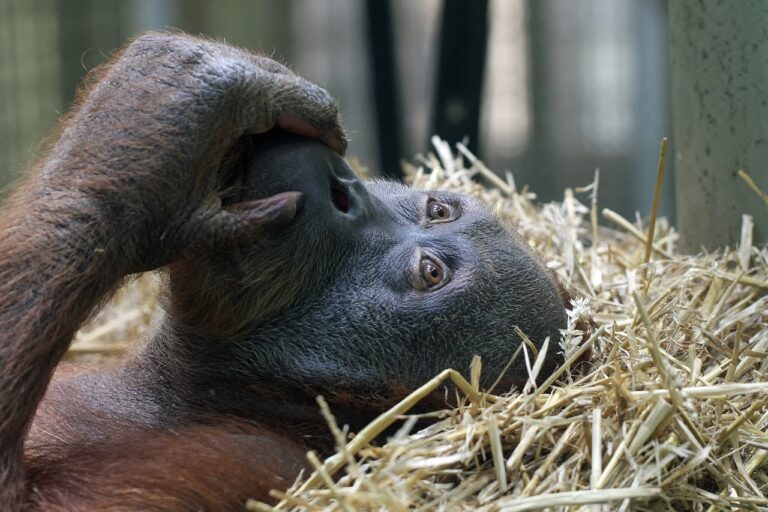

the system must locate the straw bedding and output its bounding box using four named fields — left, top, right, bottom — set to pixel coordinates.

left=70, top=138, right=768, bottom=511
